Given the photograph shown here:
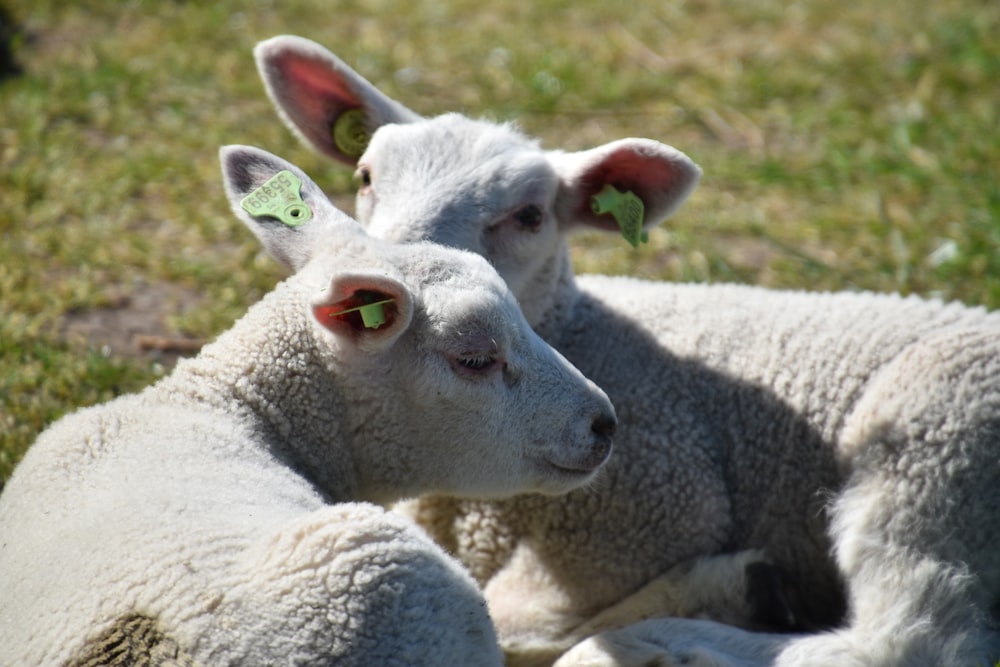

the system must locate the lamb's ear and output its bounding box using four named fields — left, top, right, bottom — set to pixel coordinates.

left=220, top=144, right=366, bottom=272
left=551, top=138, right=702, bottom=236
left=313, top=272, right=414, bottom=354
left=255, top=35, right=422, bottom=166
